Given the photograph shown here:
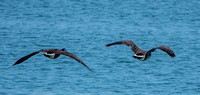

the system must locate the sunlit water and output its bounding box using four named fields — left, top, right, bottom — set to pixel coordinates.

left=0, top=0, right=200, bottom=95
